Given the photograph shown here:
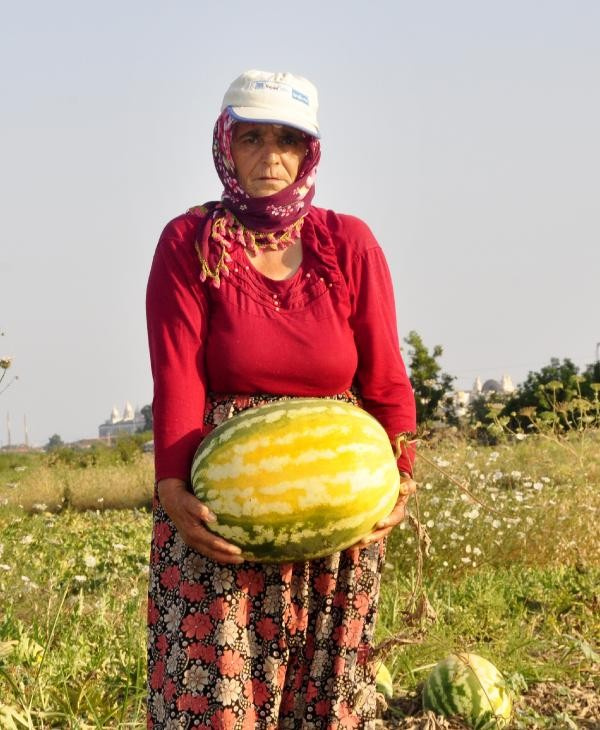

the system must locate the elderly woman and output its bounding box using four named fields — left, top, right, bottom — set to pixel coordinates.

left=146, top=70, right=417, bottom=729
